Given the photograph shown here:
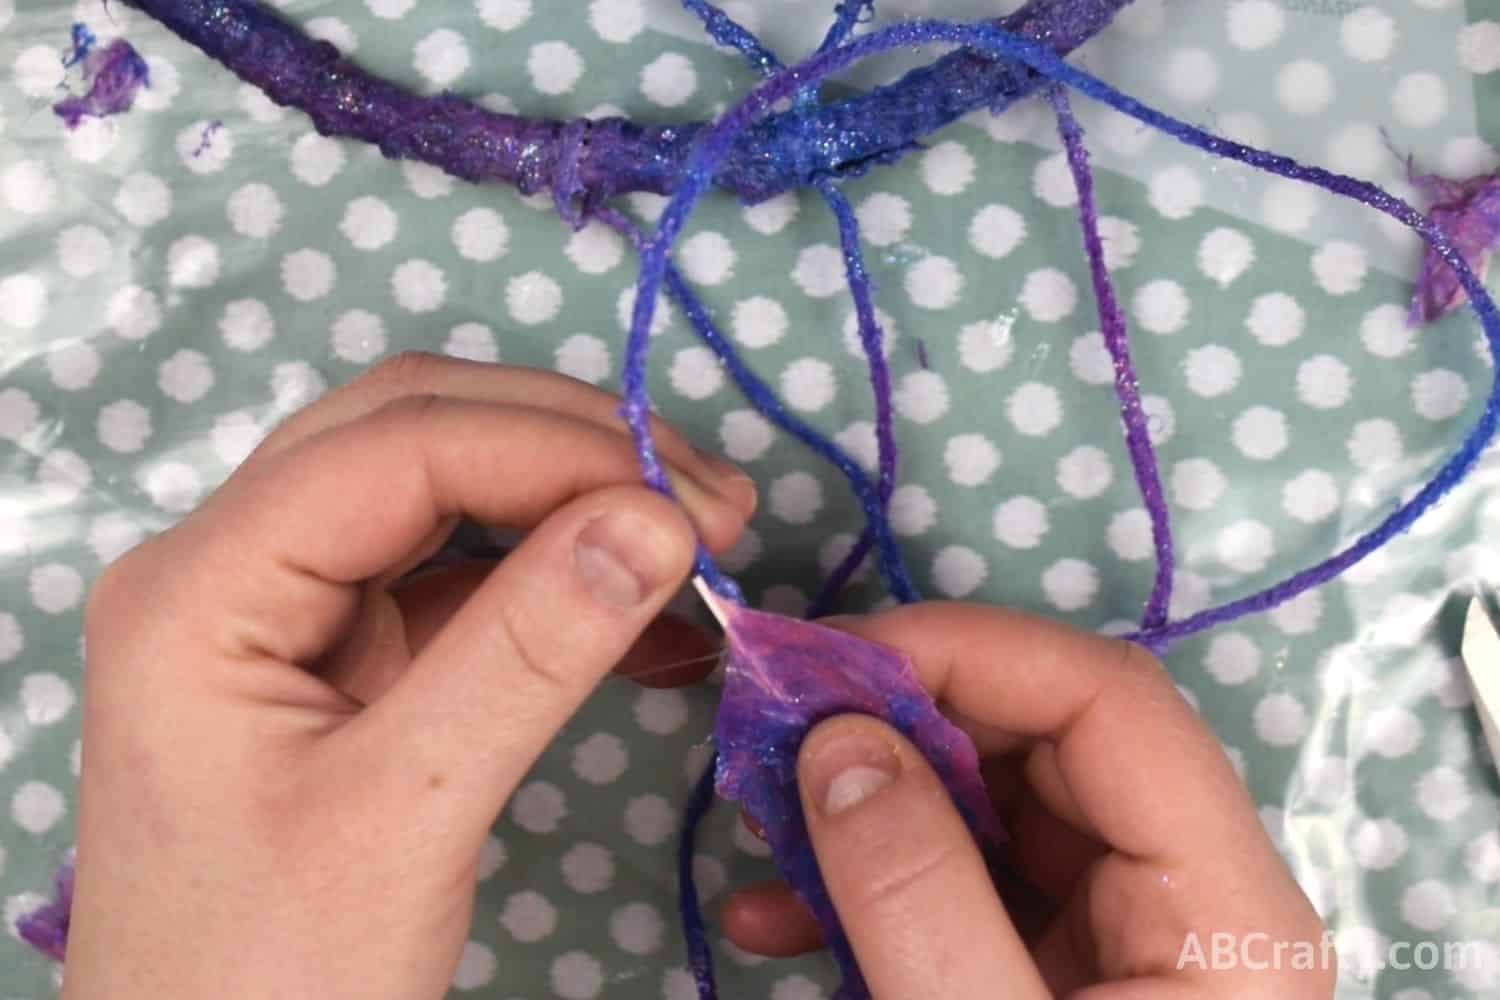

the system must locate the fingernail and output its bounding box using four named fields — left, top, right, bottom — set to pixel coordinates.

left=575, top=511, right=661, bottom=609
left=695, top=448, right=758, bottom=513
left=803, top=724, right=902, bottom=818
